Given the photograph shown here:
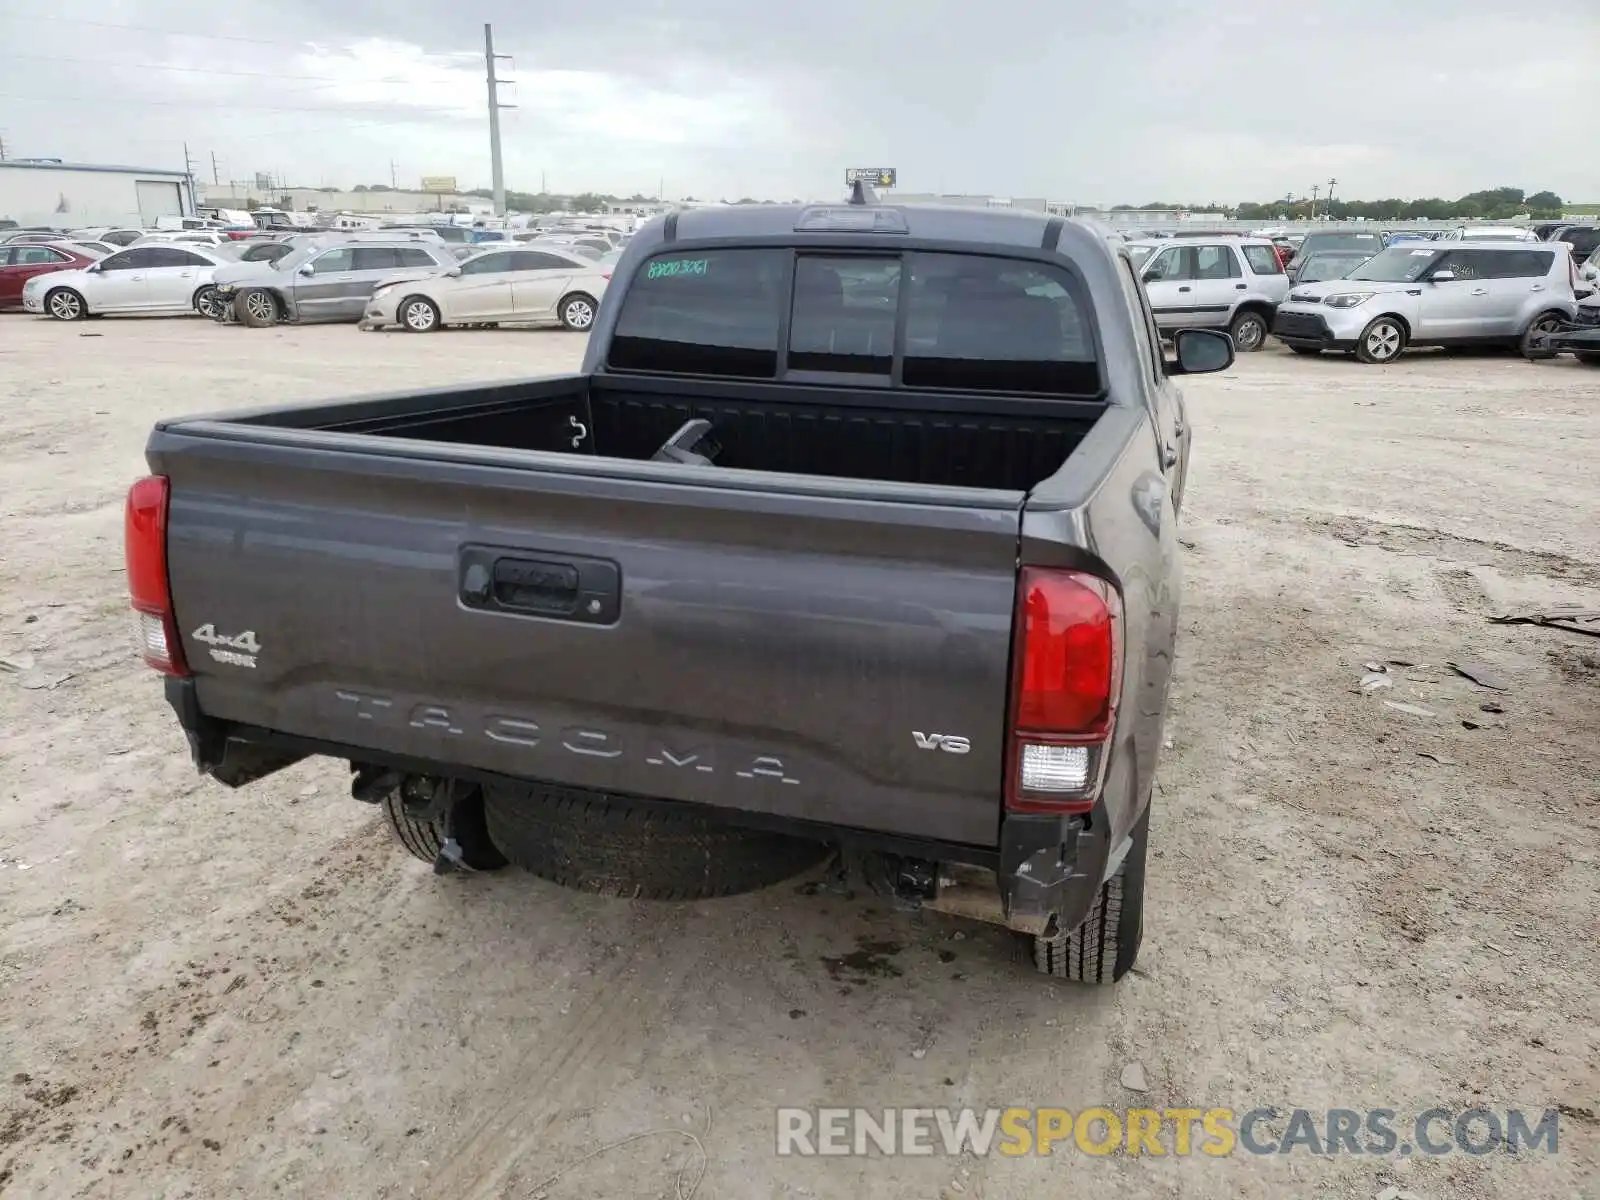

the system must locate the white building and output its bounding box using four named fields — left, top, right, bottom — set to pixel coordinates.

left=0, top=160, right=195, bottom=229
